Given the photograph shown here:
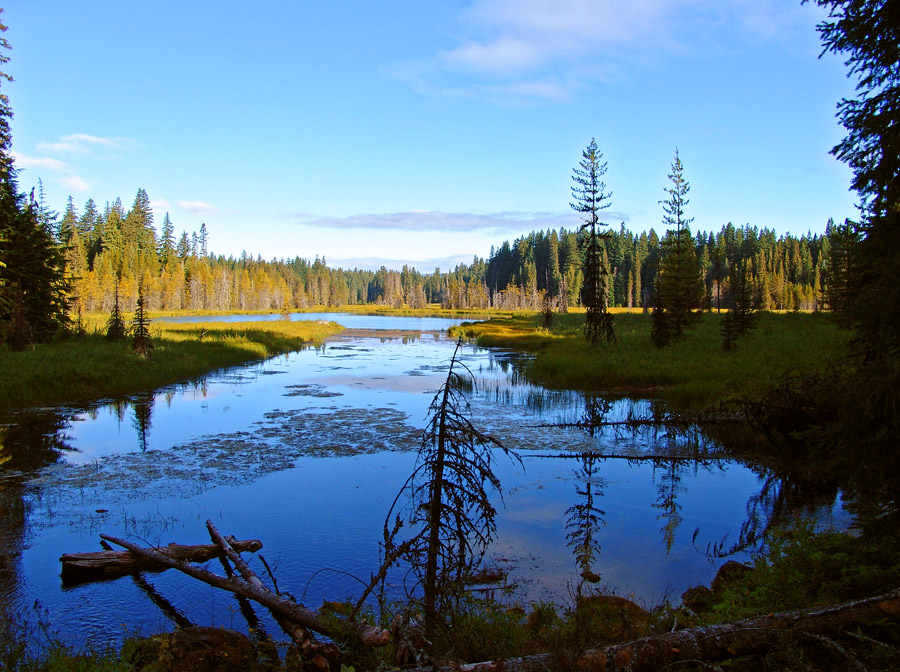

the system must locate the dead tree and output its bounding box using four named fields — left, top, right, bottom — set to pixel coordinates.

left=384, top=339, right=521, bottom=647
